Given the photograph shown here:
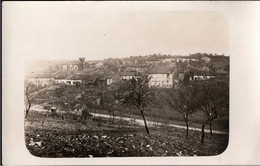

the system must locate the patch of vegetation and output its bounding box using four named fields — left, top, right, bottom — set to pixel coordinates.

left=25, top=113, right=228, bottom=157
